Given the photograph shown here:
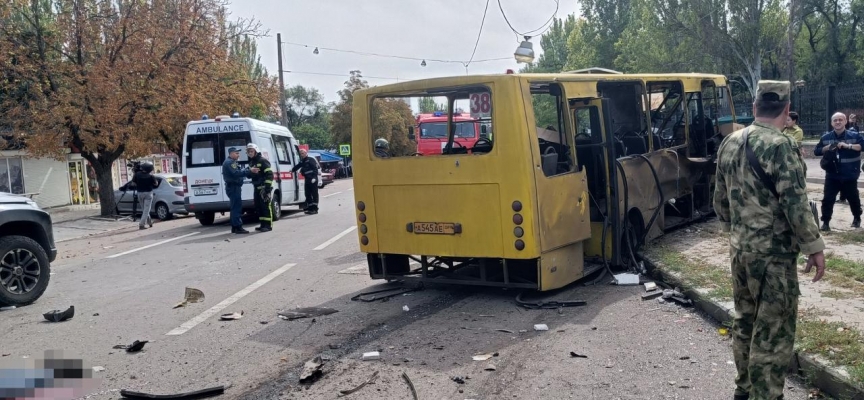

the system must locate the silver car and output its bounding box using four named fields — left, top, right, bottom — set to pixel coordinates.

left=114, top=173, right=189, bottom=220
